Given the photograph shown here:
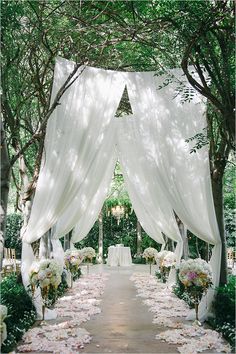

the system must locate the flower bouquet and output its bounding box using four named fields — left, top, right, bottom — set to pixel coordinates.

left=64, top=249, right=84, bottom=284
left=142, top=247, right=158, bottom=274
left=178, top=258, right=213, bottom=325
left=159, top=251, right=176, bottom=283
left=81, top=247, right=96, bottom=274
left=29, top=259, right=62, bottom=319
